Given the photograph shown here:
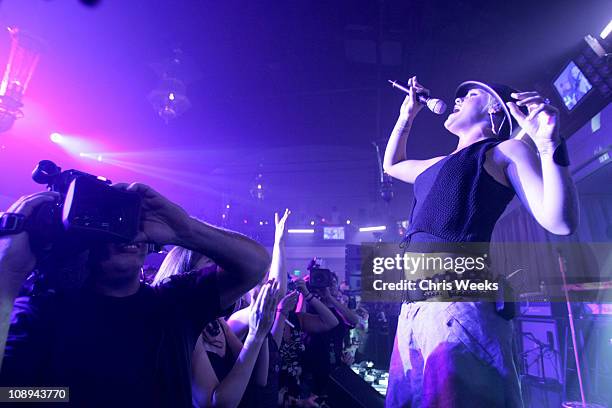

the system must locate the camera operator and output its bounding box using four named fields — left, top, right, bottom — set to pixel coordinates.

left=0, top=183, right=271, bottom=407
left=303, top=271, right=360, bottom=398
